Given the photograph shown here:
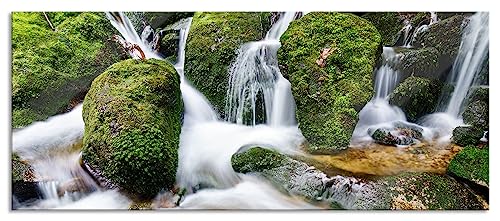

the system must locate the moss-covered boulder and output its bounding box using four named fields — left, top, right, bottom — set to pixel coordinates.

left=447, top=145, right=488, bottom=187
left=462, top=100, right=488, bottom=131
left=278, top=12, right=381, bottom=153
left=185, top=12, right=269, bottom=116
left=362, top=12, right=403, bottom=46
left=396, top=47, right=450, bottom=81
left=82, top=59, right=182, bottom=199
left=452, top=126, right=484, bottom=147
left=375, top=172, right=484, bottom=209
left=389, top=76, right=443, bottom=122
left=144, top=12, right=194, bottom=30
left=12, top=154, right=34, bottom=183
left=414, top=15, right=466, bottom=64
left=369, top=121, right=423, bottom=146
left=12, top=12, right=123, bottom=128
